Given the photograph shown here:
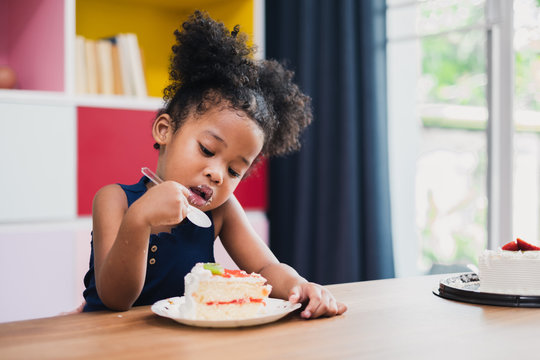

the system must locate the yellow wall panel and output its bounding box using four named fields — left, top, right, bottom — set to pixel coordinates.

left=76, top=0, right=254, bottom=98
